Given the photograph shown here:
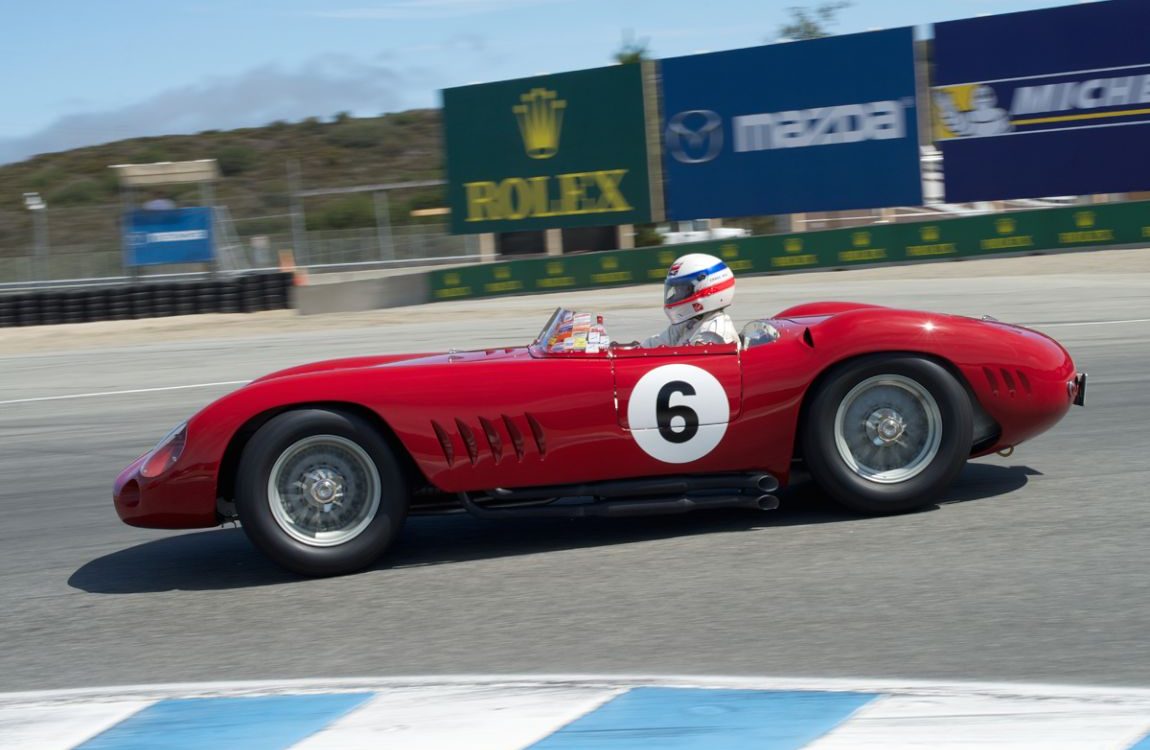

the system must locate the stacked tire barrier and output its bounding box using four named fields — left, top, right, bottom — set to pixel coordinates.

left=0, top=272, right=293, bottom=329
